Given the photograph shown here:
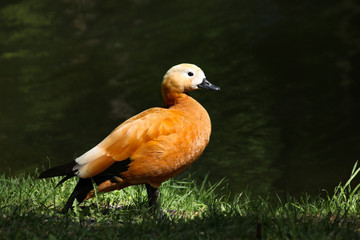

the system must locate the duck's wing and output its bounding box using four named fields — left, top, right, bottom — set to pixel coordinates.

left=74, top=107, right=186, bottom=178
